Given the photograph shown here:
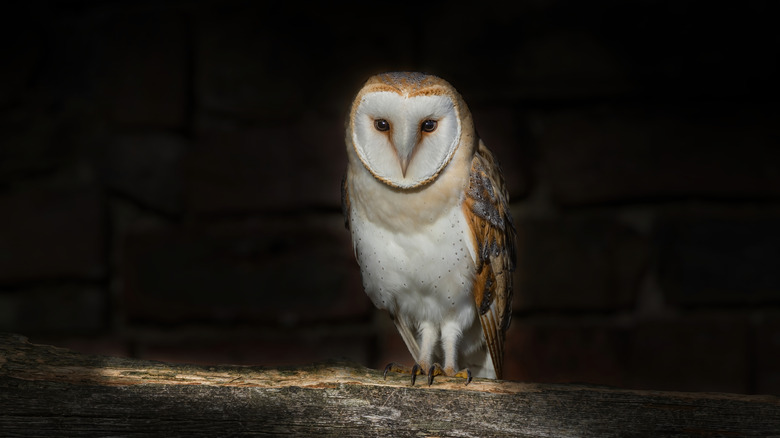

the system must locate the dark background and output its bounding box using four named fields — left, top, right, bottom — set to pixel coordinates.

left=2, top=1, right=779, bottom=395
